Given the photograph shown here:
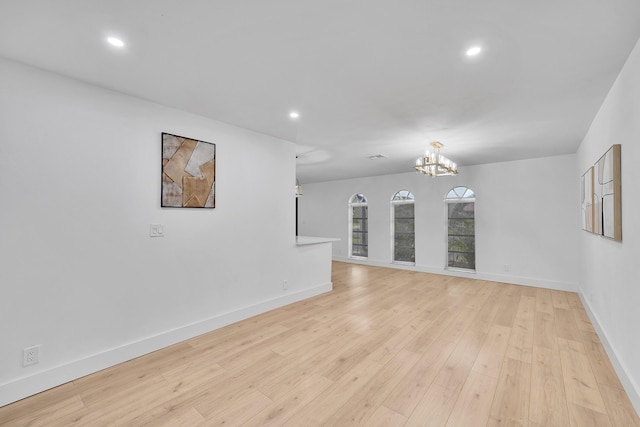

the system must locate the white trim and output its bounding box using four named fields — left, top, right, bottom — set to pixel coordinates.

left=333, top=256, right=577, bottom=292
left=0, top=282, right=332, bottom=407
left=392, top=261, right=416, bottom=267
left=296, top=236, right=339, bottom=246
left=578, top=291, right=640, bottom=415
left=445, top=266, right=476, bottom=274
